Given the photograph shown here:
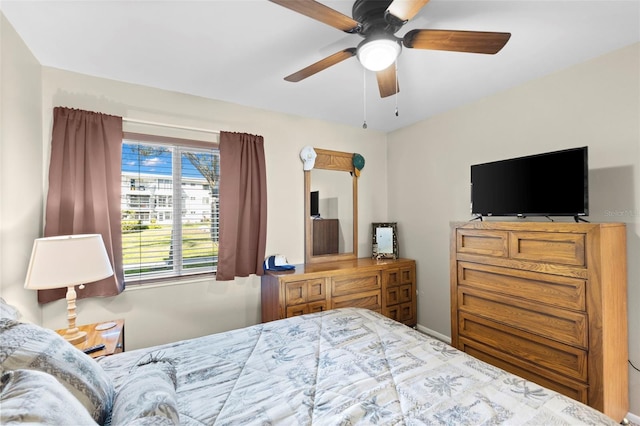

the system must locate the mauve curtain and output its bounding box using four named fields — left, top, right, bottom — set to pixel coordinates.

left=39, top=107, right=124, bottom=303
left=216, top=131, right=267, bottom=281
